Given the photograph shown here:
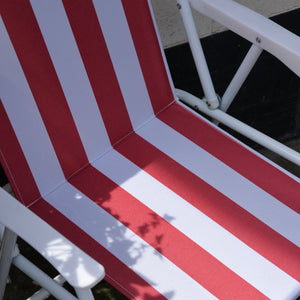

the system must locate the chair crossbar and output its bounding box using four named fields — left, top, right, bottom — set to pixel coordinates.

left=177, top=0, right=300, bottom=165
left=27, top=274, right=66, bottom=300
left=220, top=44, right=263, bottom=111
left=13, top=254, right=77, bottom=300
